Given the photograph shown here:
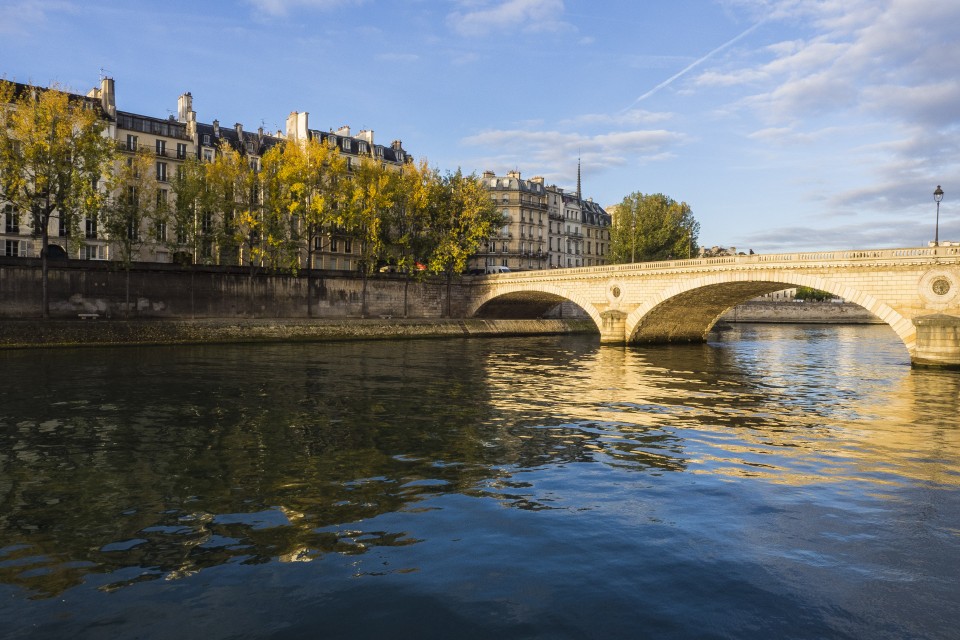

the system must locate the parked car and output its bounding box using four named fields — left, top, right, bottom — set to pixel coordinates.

left=485, top=265, right=511, bottom=274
